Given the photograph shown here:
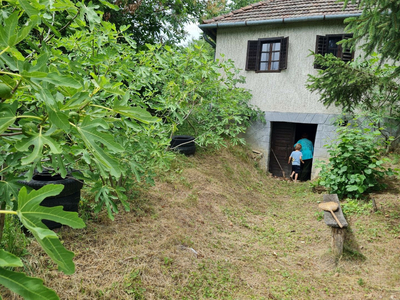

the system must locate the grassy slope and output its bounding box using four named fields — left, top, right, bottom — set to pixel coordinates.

left=13, top=145, right=400, bottom=299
